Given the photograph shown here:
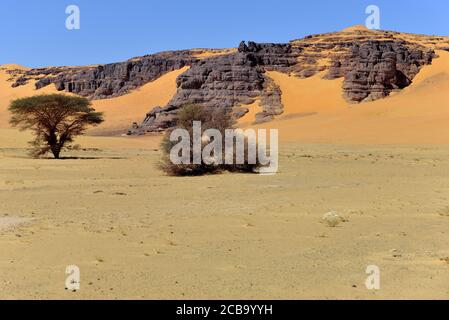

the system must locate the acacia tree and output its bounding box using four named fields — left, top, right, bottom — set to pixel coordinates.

left=9, top=94, right=104, bottom=159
